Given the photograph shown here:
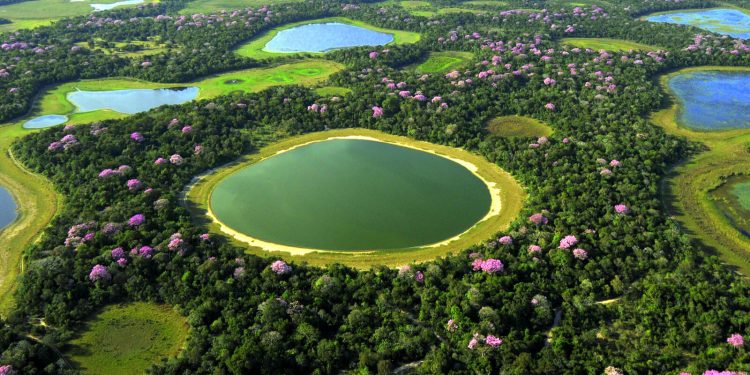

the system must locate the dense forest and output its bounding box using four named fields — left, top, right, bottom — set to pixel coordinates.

left=1, top=0, right=750, bottom=374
